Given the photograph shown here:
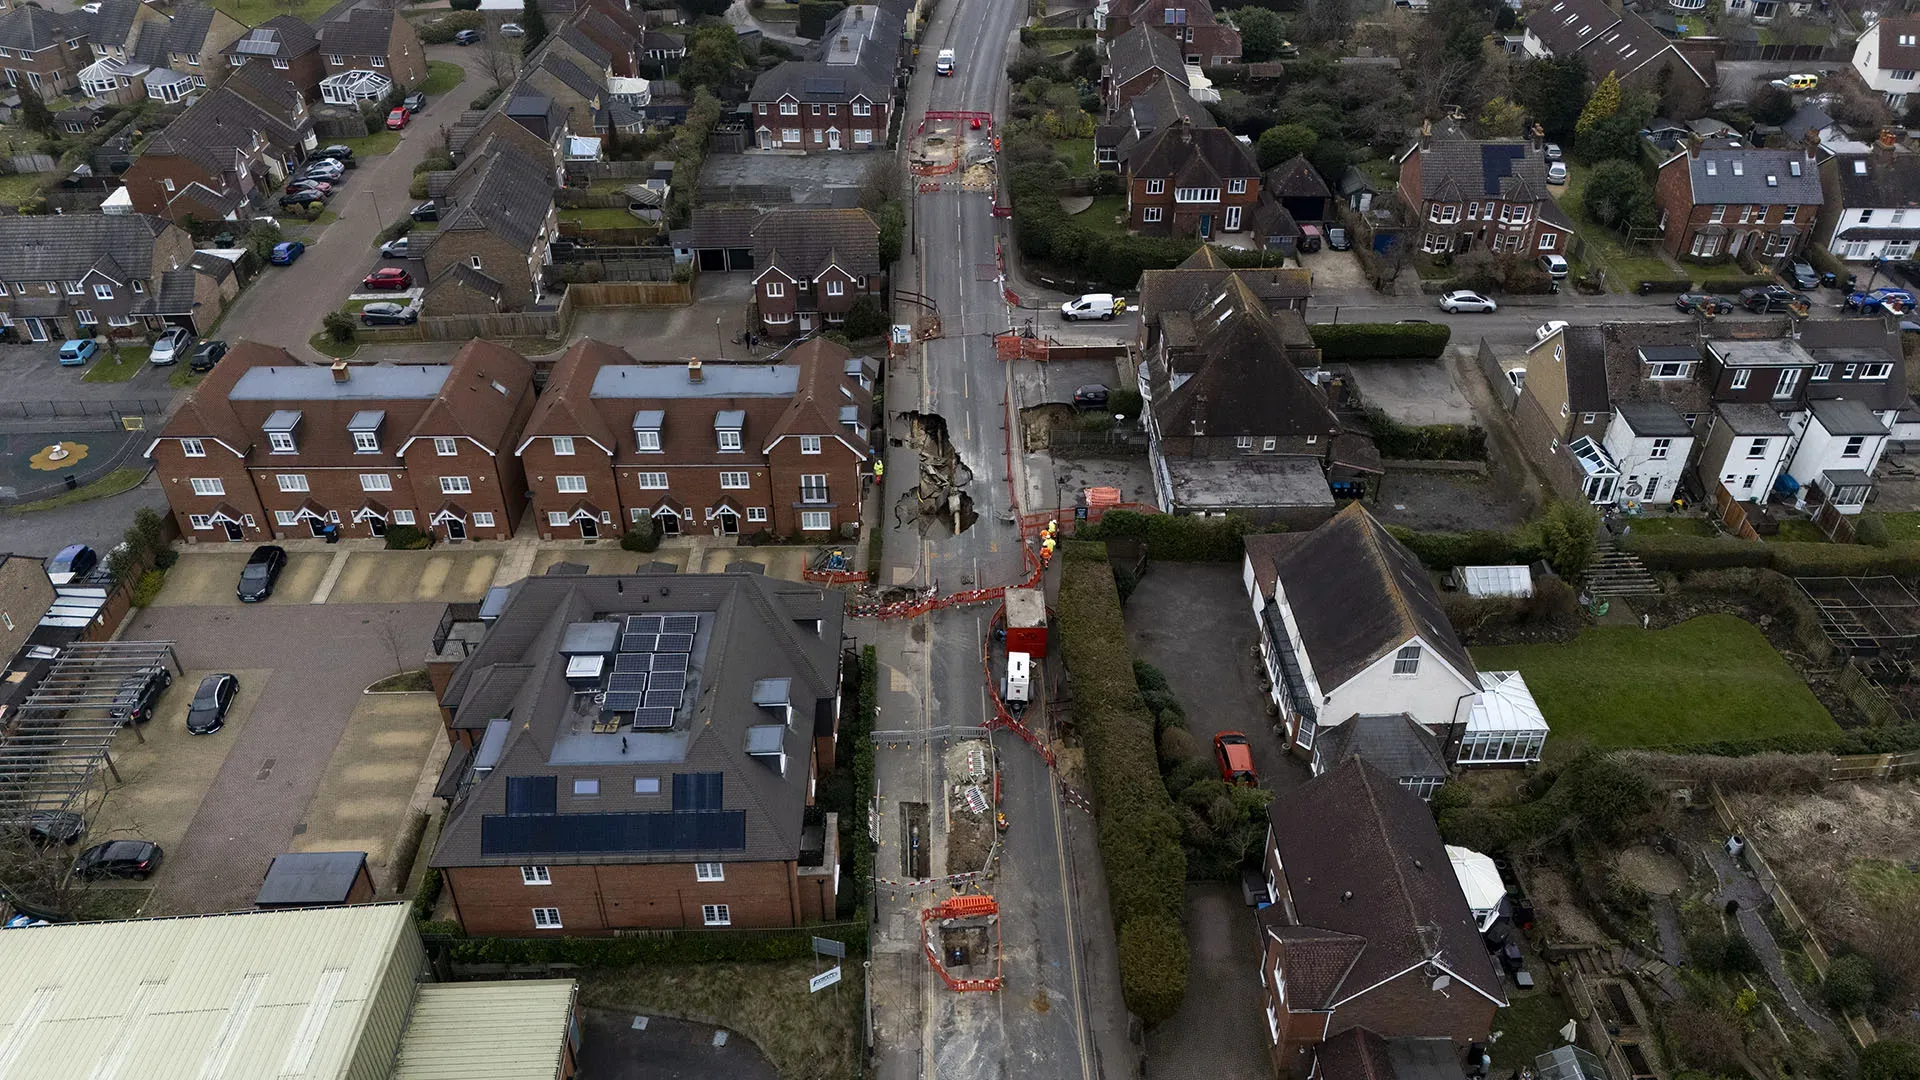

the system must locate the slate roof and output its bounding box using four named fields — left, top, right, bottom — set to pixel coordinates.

left=763, top=338, right=872, bottom=457
left=556, top=25, right=611, bottom=71
left=319, top=9, right=397, bottom=57
left=687, top=207, right=760, bottom=248
left=84, top=0, right=146, bottom=51
left=1266, top=154, right=1332, bottom=198
left=1248, top=503, right=1477, bottom=692
left=516, top=338, right=624, bottom=455
left=1408, top=139, right=1551, bottom=204
left=1592, top=321, right=1712, bottom=415
left=1679, top=142, right=1822, bottom=206
left=414, top=340, right=535, bottom=454
left=0, top=213, right=170, bottom=281
left=750, top=207, right=880, bottom=281
left=1136, top=246, right=1311, bottom=321
left=435, top=138, right=556, bottom=253
left=1146, top=274, right=1338, bottom=441
left=1316, top=1029, right=1469, bottom=1080
left=1868, top=16, right=1920, bottom=74
left=1095, top=71, right=1213, bottom=159
left=1123, top=119, right=1258, bottom=183
left=1315, top=714, right=1449, bottom=783
left=1265, top=756, right=1505, bottom=1007
left=535, top=52, right=603, bottom=103
left=1781, top=103, right=1835, bottom=145
left=1107, top=22, right=1187, bottom=87
left=226, top=15, right=319, bottom=59
left=1830, top=151, right=1920, bottom=209
left=0, top=5, right=80, bottom=51
left=748, top=4, right=897, bottom=103
left=426, top=263, right=507, bottom=307
left=155, top=3, right=220, bottom=57
left=430, top=573, right=843, bottom=868
left=1526, top=0, right=1701, bottom=86
left=1800, top=318, right=1908, bottom=410
left=1256, top=914, right=1368, bottom=1008
left=141, top=71, right=307, bottom=176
